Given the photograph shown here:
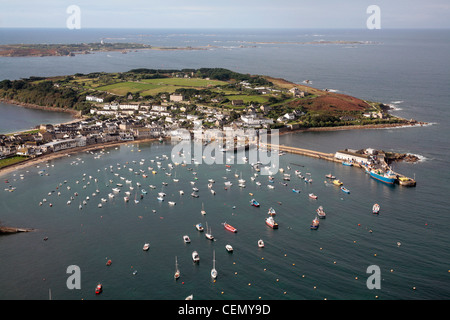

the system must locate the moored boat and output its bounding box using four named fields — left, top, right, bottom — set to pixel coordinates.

left=372, top=203, right=380, bottom=214
left=268, top=207, right=276, bottom=216
left=309, top=193, right=318, bottom=199
left=369, top=169, right=397, bottom=185
left=292, top=188, right=300, bottom=193
left=192, top=251, right=200, bottom=263
left=317, top=206, right=326, bottom=218
left=325, top=173, right=336, bottom=179
left=183, top=235, right=191, bottom=243
left=341, top=186, right=350, bottom=194
left=195, top=223, right=204, bottom=232
left=143, top=243, right=150, bottom=251
left=225, top=244, right=233, bottom=252
left=95, top=284, right=102, bottom=294
left=250, top=199, right=260, bottom=207
left=223, top=222, right=237, bottom=233
left=265, top=216, right=279, bottom=229
left=174, top=256, right=180, bottom=280
left=310, top=217, right=320, bottom=230
left=258, top=239, right=265, bottom=248
left=333, top=179, right=343, bottom=186
left=211, top=250, right=217, bottom=279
